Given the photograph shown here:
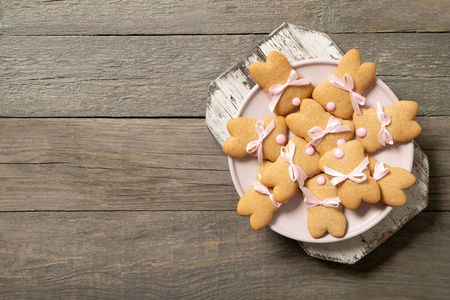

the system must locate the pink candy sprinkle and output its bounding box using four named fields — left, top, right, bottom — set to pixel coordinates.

left=317, top=176, right=326, bottom=186
left=356, top=127, right=367, bottom=138
left=292, top=97, right=301, bottom=106
left=326, top=102, right=336, bottom=111
left=276, top=134, right=286, bottom=145
left=336, top=139, right=346, bottom=146
left=334, top=148, right=345, bottom=159
left=305, top=146, right=315, bottom=156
